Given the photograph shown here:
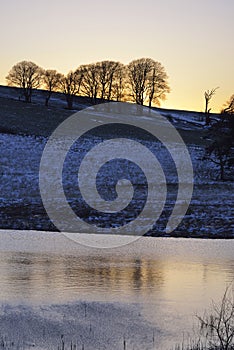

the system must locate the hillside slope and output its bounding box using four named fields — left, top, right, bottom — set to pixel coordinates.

left=0, top=86, right=233, bottom=238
